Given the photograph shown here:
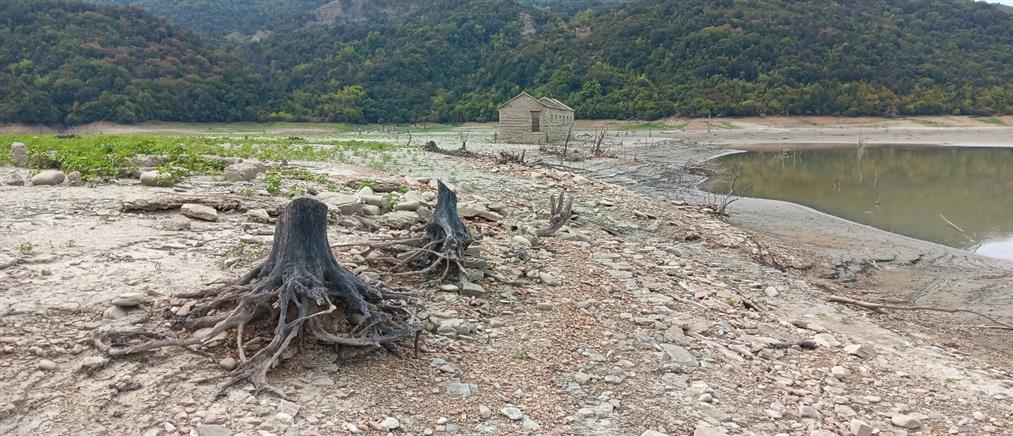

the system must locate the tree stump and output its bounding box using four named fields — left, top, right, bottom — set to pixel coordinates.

left=94, top=197, right=421, bottom=397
